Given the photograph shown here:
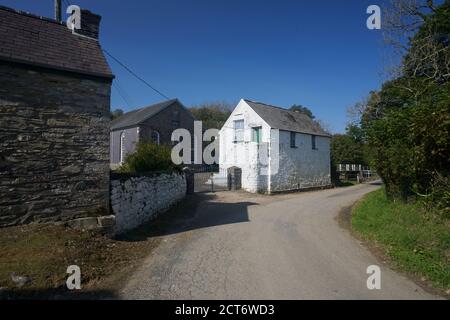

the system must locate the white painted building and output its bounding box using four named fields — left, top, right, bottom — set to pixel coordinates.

left=219, top=99, right=331, bottom=193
